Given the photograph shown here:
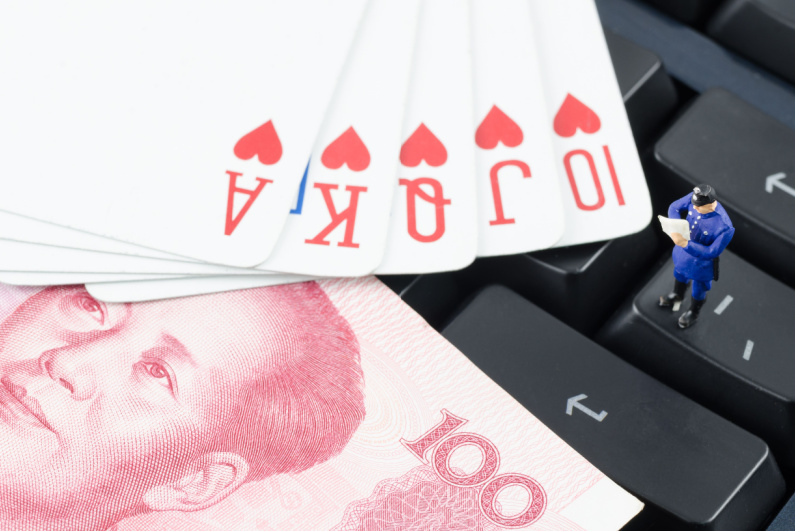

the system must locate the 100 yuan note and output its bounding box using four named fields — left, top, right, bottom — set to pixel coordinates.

left=0, top=278, right=642, bottom=530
